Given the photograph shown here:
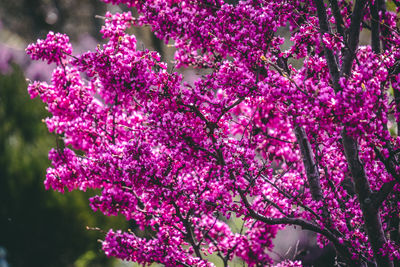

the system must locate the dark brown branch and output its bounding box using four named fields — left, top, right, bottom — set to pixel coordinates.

left=172, top=203, right=202, bottom=260
left=341, top=131, right=372, bottom=204
left=378, top=0, right=389, bottom=51
left=372, top=180, right=396, bottom=209
left=374, top=147, right=400, bottom=184
left=204, top=232, right=230, bottom=267
left=176, top=260, right=191, bottom=267
left=370, top=0, right=381, bottom=54
left=393, top=0, right=400, bottom=8
left=389, top=213, right=400, bottom=244
left=259, top=173, right=321, bottom=220
left=329, top=0, right=345, bottom=36
left=372, top=147, right=399, bottom=208
left=342, top=131, right=393, bottom=267
left=238, top=189, right=359, bottom=266
left=181, top=134, right=217, bottom=160
left=294, top=125, right=322, bottom=201
left=268, top=59, right=311, bottom=97
left=218, top=97, right=245, bottom=121
left=313, top=0, right=340, bottom=88
left=340, top=0, right=367, bottom=77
